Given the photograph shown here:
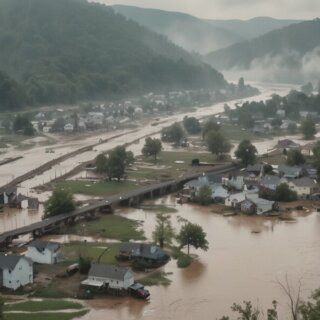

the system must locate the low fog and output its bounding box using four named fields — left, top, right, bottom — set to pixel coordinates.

left=223, top=46, right=320, bottom=84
